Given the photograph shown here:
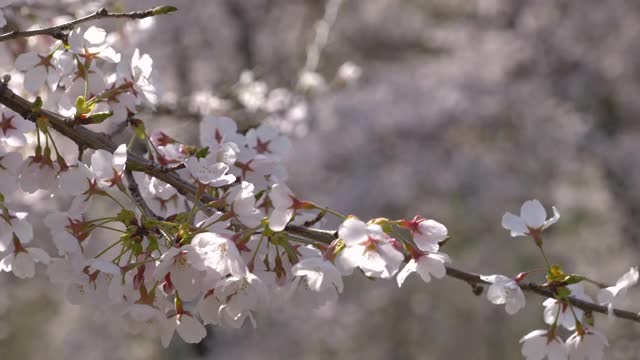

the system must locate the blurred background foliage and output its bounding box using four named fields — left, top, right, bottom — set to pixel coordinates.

left=1, top=0, right=640, bottom=358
